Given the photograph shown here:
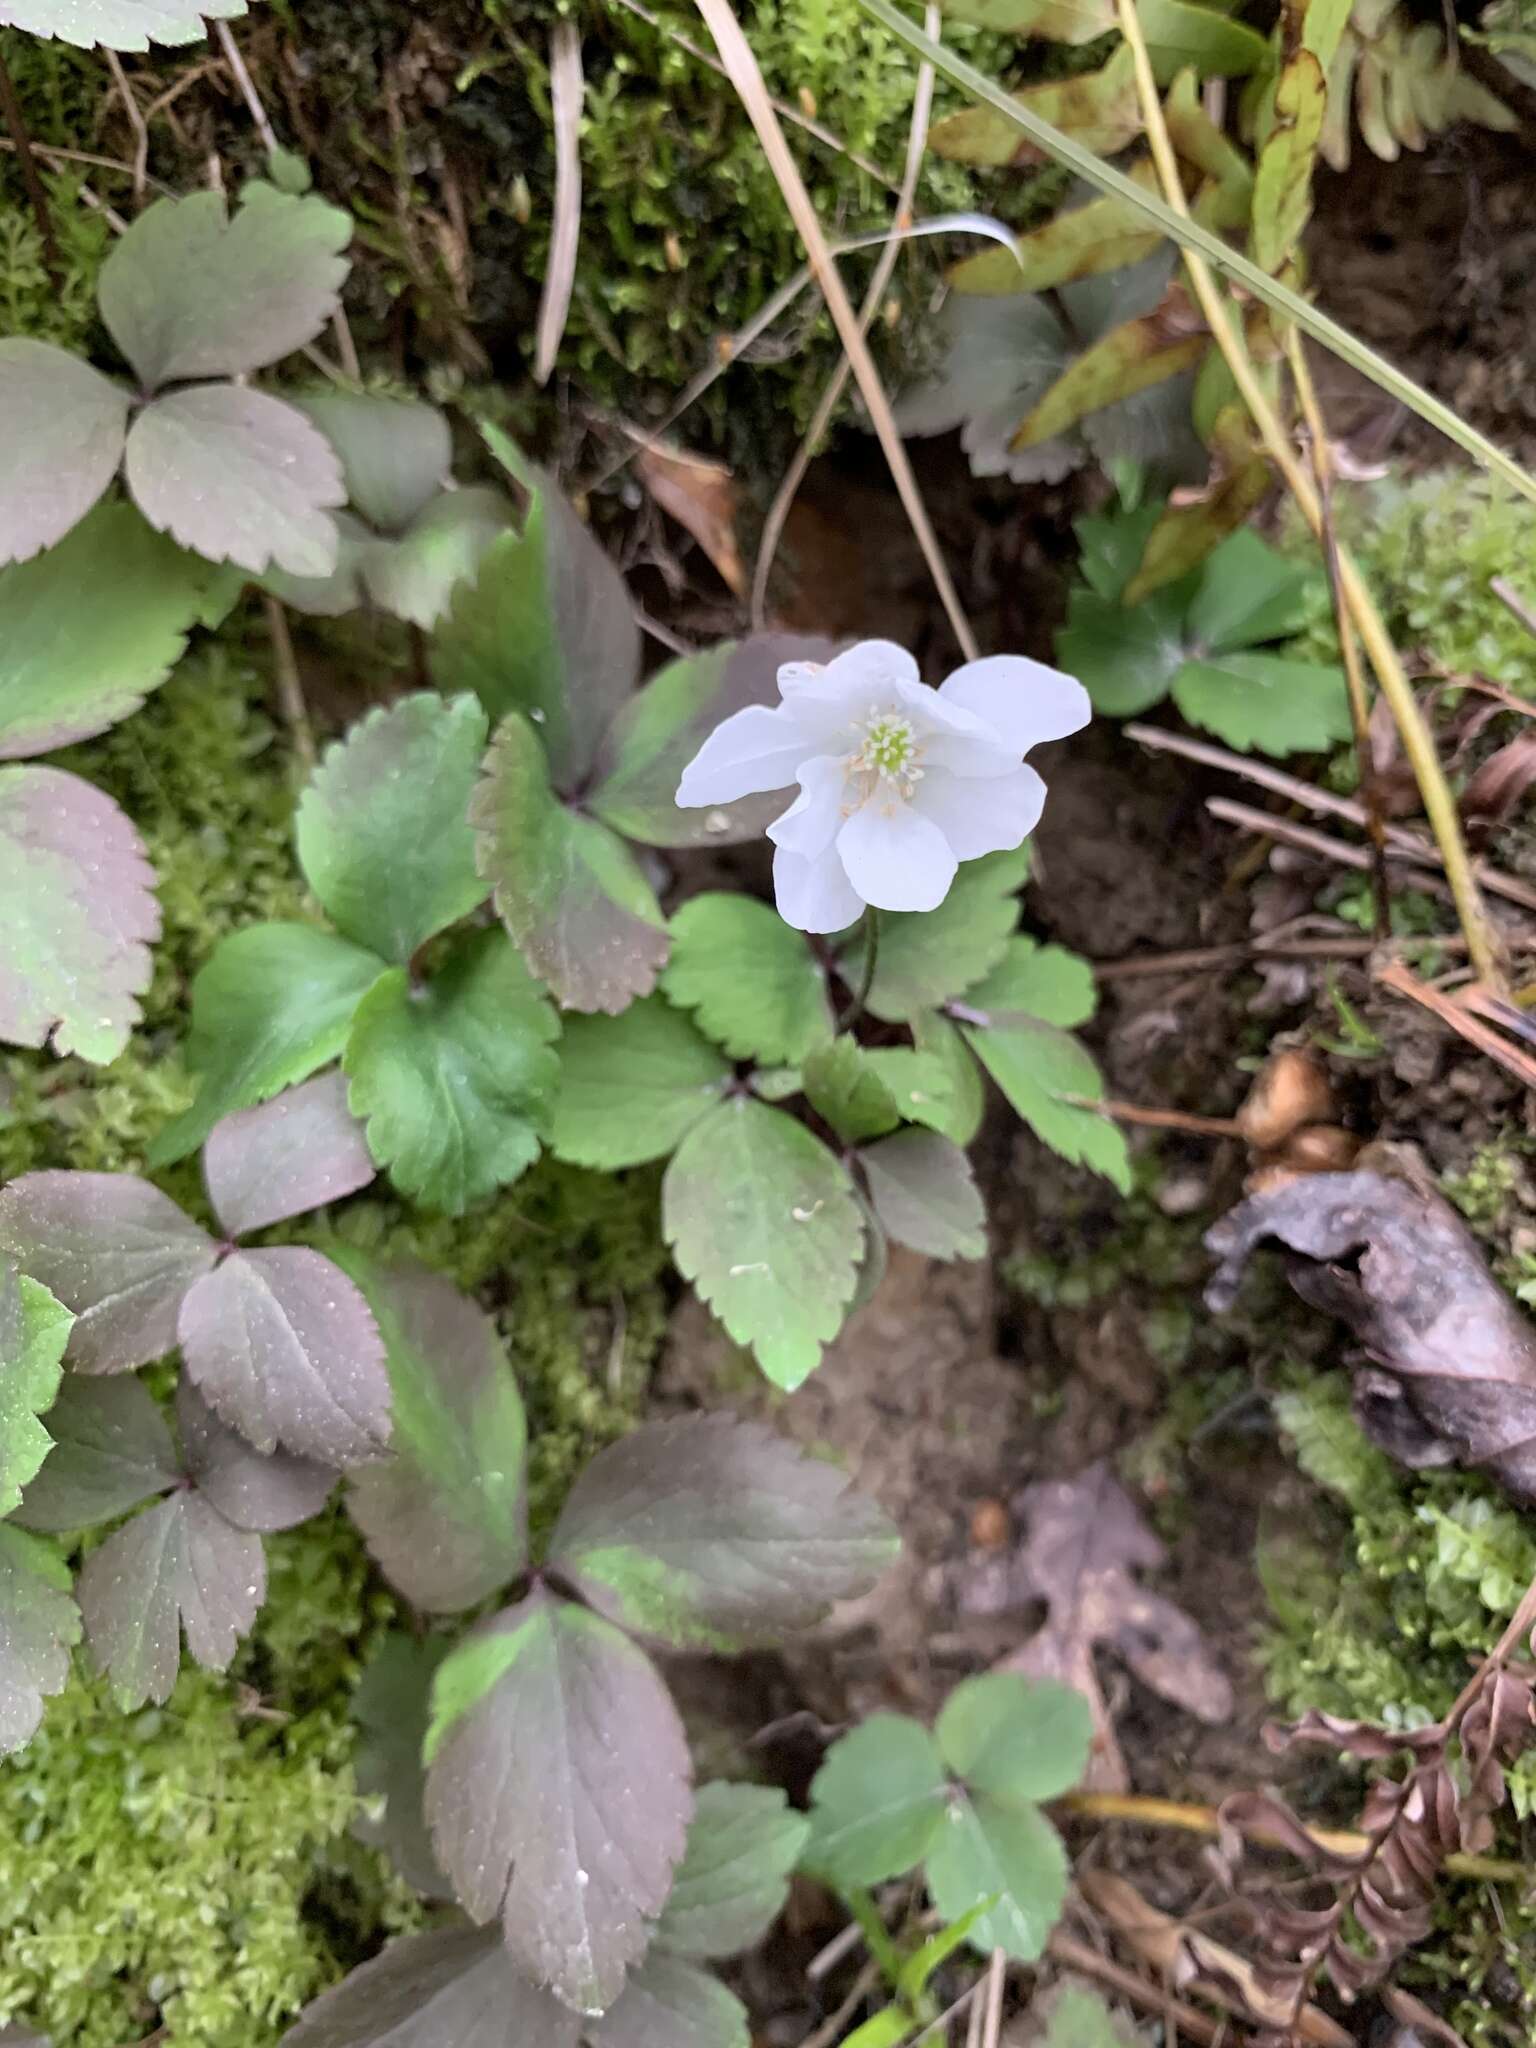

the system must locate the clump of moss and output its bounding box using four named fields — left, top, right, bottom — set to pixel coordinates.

left=1262, top=1371, right=1536, bottom=2042
left=0, top=1505, right=417, bottom=2048
left=1287, top=472, right=1536, bottom=696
